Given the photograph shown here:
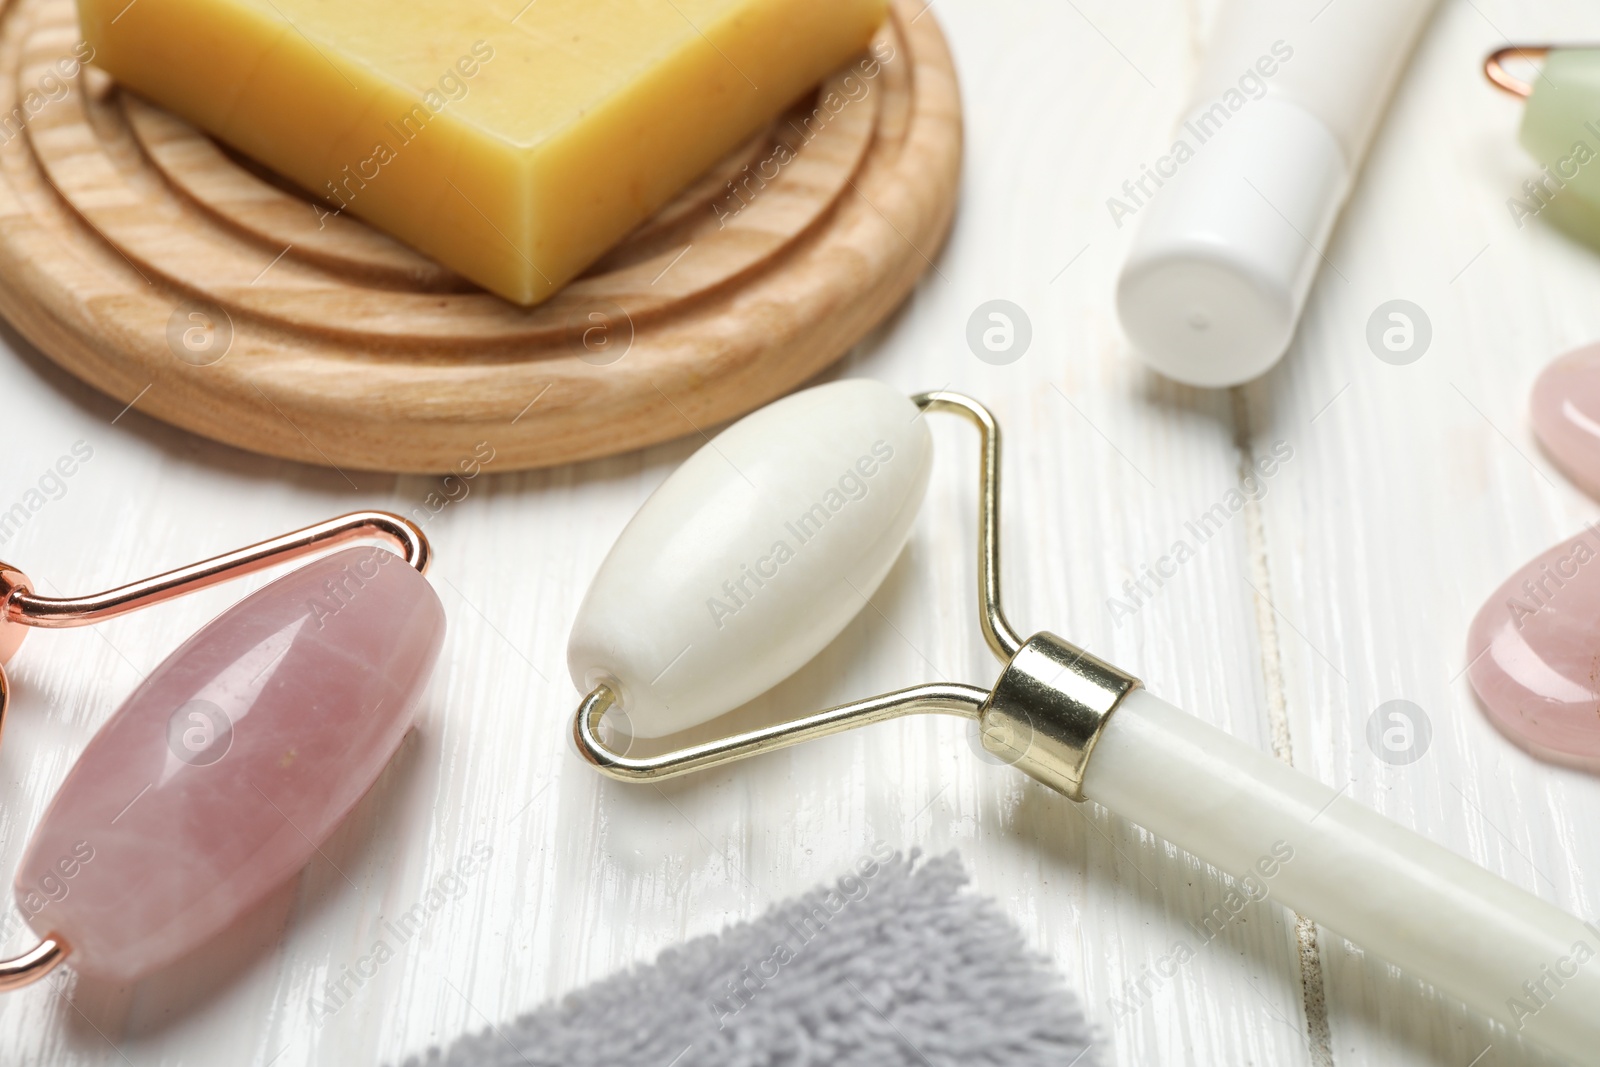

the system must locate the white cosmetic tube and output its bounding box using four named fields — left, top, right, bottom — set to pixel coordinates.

left=1115, top=0, right=1439, bottom=387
